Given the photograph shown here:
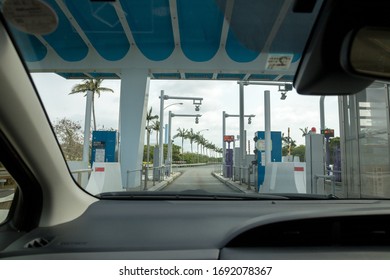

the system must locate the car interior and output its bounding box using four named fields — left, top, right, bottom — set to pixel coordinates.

left=1, top=0, right=390, bottom=260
